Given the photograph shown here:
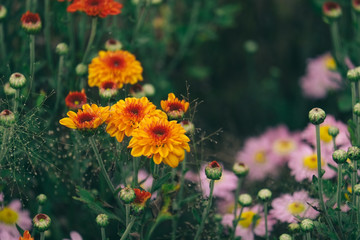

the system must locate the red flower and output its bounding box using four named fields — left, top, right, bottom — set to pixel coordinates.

left=133, top=188, right=151, bottom=205
left=67, top=0, right=123, bottom=18
left=65, top=89, right=87, bottom=109
left=21, top=11, right=41, bottom=33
